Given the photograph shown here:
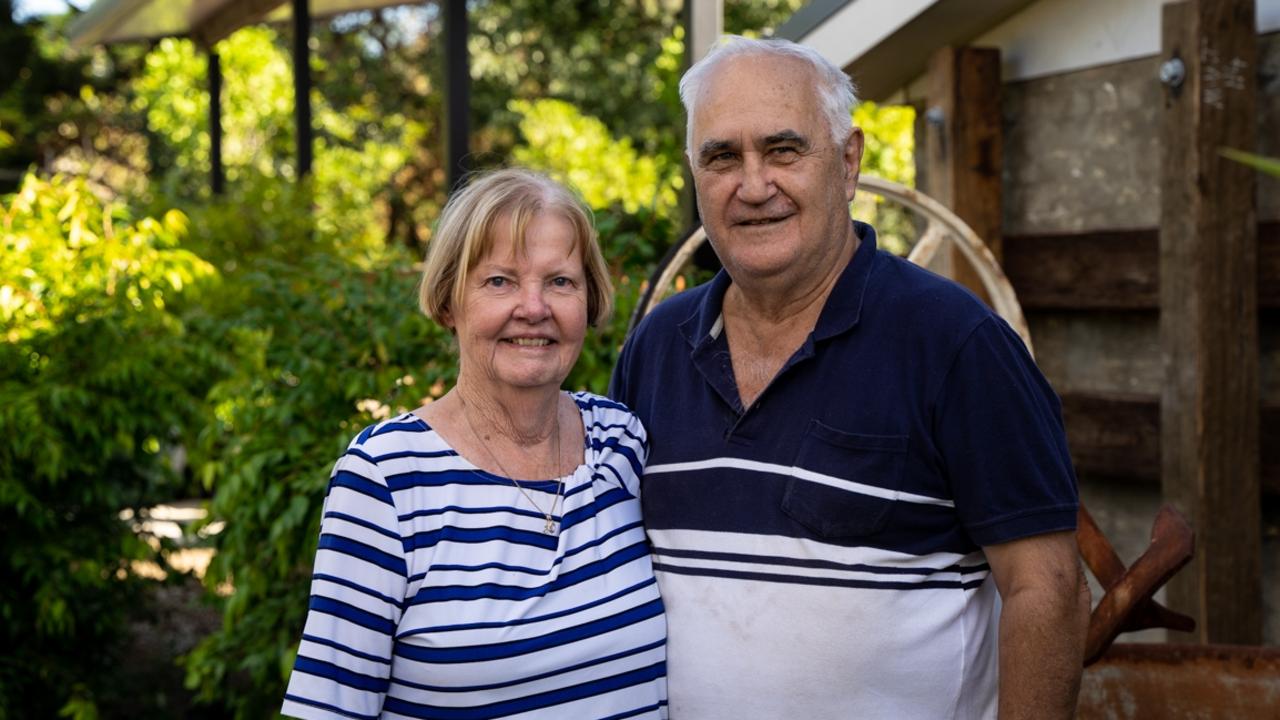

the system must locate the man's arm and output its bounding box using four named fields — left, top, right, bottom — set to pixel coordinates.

left=984, top=529, right=1091, bottom=720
